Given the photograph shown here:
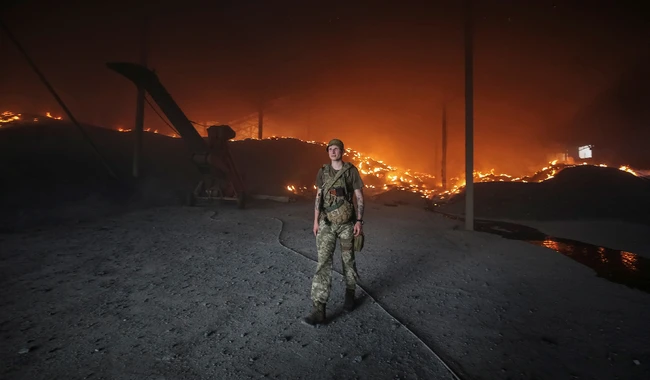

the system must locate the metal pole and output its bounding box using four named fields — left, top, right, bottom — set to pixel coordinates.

left=133, top=13, right=148, bottom=178
left=433, top=116, right=438, bottom=184
left=464, top=0, right=474, bottom=231
left=442, top=102, right=448, bottom=191
left=257, top=105, right=264, bottom=139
